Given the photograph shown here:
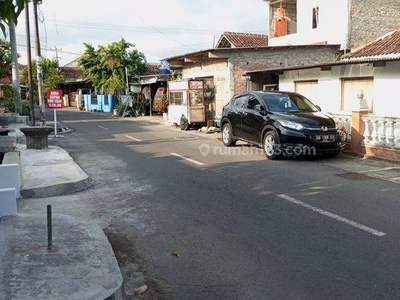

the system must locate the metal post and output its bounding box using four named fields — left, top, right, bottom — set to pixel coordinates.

left=125, top=67, right=129, bottom=95
left=25, top=0, right=35, bottom=126
left=53, top=109, right=58, bottom=137
left=149, top=83, right=152, bottom=117
left=47, top=205, right=52, bottom=251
